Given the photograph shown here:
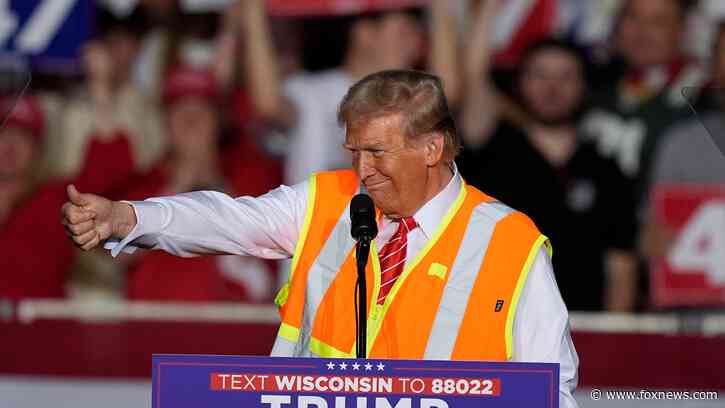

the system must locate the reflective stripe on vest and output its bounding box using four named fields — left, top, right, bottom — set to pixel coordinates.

left=423, top=201, right=514, bottom=359
left=273, top=170, right=548, bottom=361
left=274, top=170, right=359, bottom=349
